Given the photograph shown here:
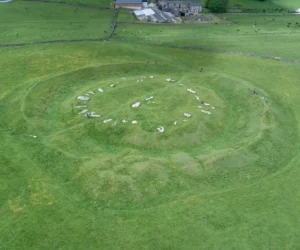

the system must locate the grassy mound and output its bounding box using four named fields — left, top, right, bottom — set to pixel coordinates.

left=13, top=58, right=297, bottom=208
